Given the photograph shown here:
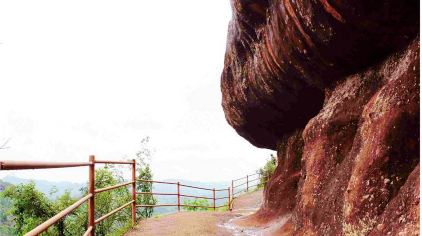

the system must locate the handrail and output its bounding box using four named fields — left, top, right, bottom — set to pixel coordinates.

left=179, top=194, right=213, bottom=200
left=230, top=172, right=271, bottom=209
left=232, top=173, right=259, bottom=182
left=138, top=179, right=178, bottom=185
left=1, top=156, right=138, bottom=236
left=233, top=182, right=248, bottom=188
left=232, top=176, right=247, bottom=182
left=215, top=196, right=229, bottom=200
left=95, top=200, right=134, bottom=224
left=0, top=161, right=90, bottom=170
left=179, top=183, right=214, bottom=191
left=215, top=188, right=229, bottom=191
left=95, top=160, right=134, bottom=164
left=95, top=181, right=134, bottom=194
left=180, top=204, right=215, bottom=209
left=2, top=155, right=271, bottom=235
left=248, top=177, right=260, bottom=182
left=25, top=194, right=92, bottom=236
left=134, top=180, right=232, bottom=211
left=137, top=192, right=178, bottom=196
left=83, top=226, right=93, bottom=236
left=137, top=204, right=178, bottom=207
